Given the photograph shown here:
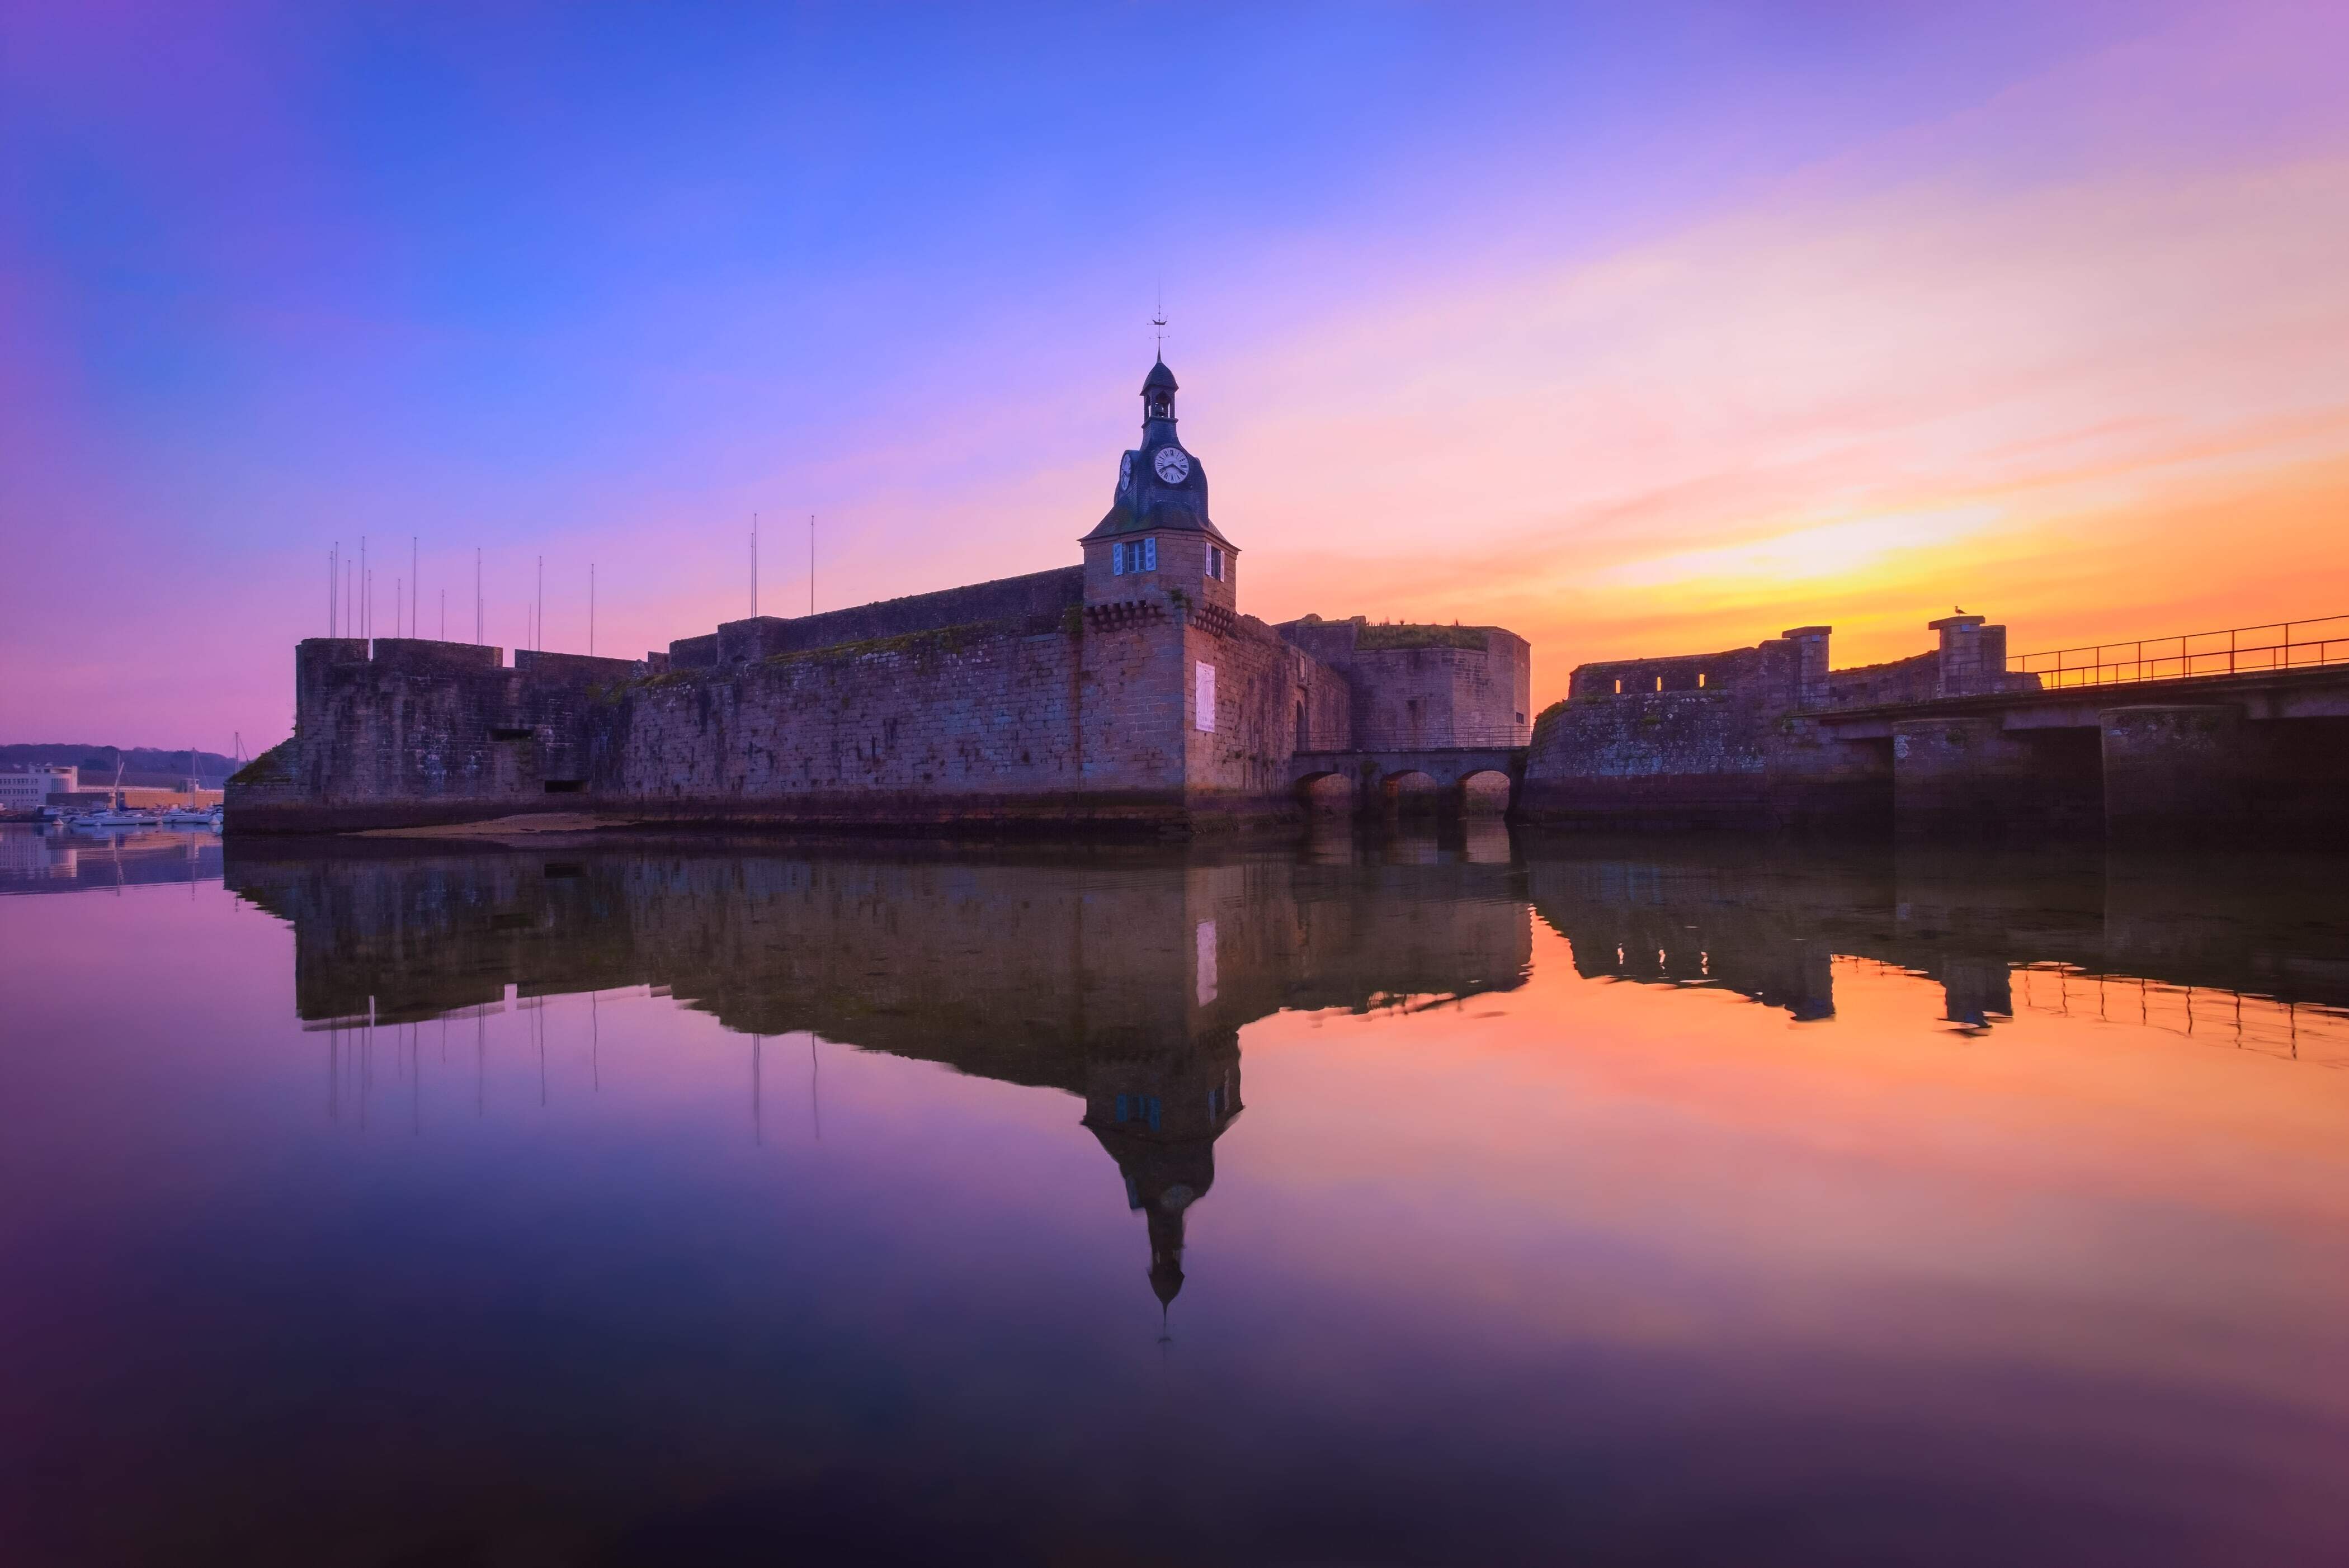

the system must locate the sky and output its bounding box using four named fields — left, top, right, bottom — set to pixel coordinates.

left=3, top=1, right=2346, bottom=749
